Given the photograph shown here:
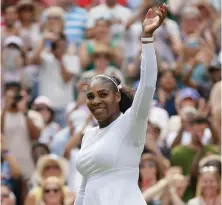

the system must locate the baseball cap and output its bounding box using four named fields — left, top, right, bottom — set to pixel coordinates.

left=180, top=87, right=200, bottom=101
left=33, top=96, right=53, bottom=109
left=4, top=36, right=24, bottom=49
